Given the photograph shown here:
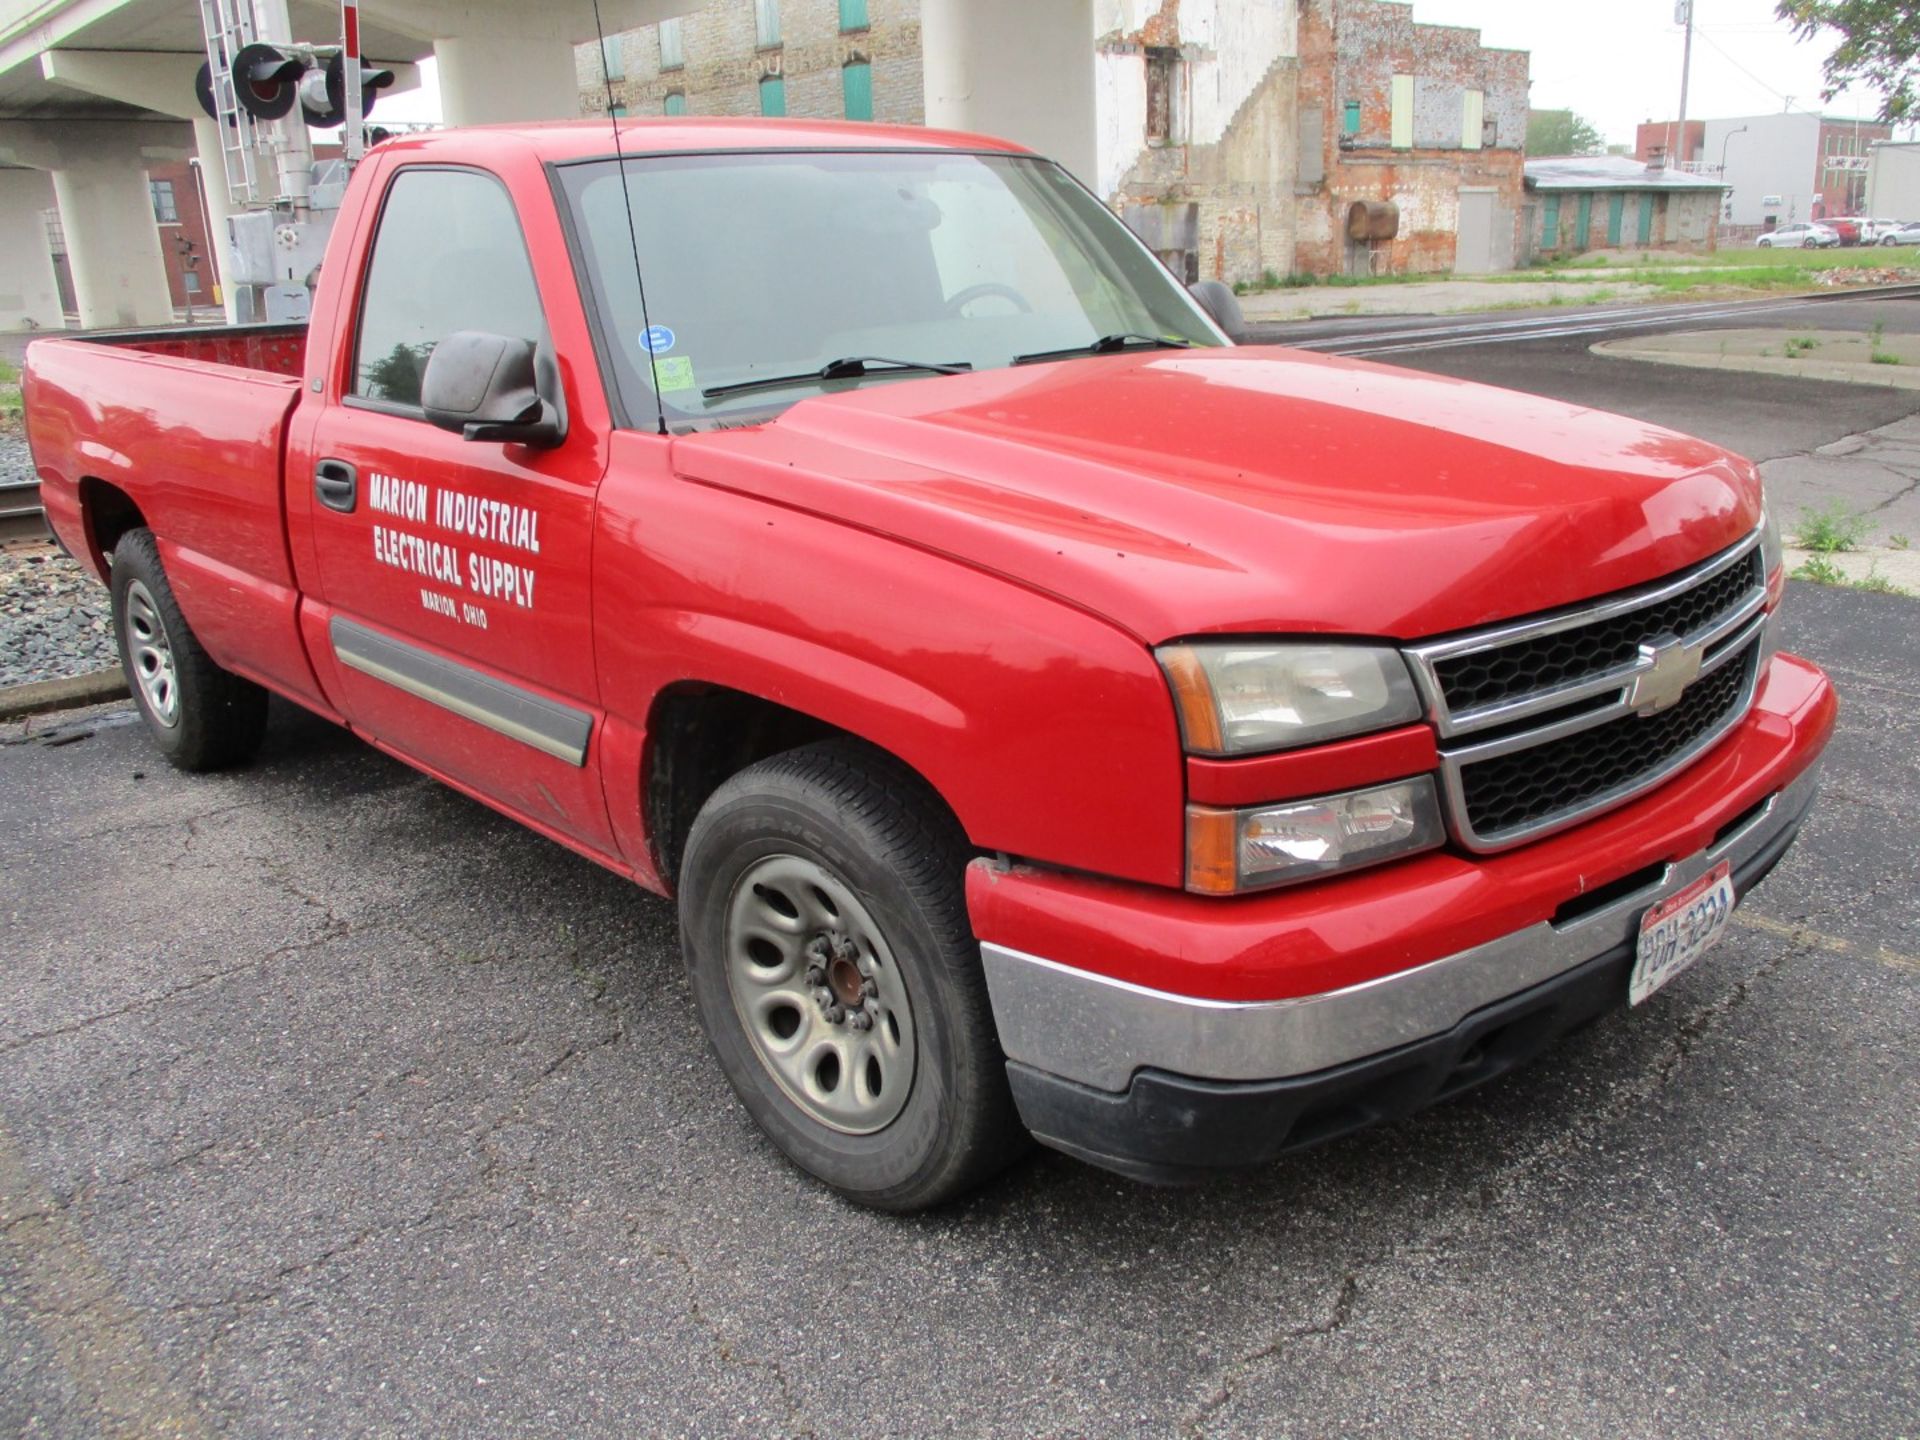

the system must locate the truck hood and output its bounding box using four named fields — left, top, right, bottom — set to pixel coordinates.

left=669, top=346, right=1761, bottom=643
